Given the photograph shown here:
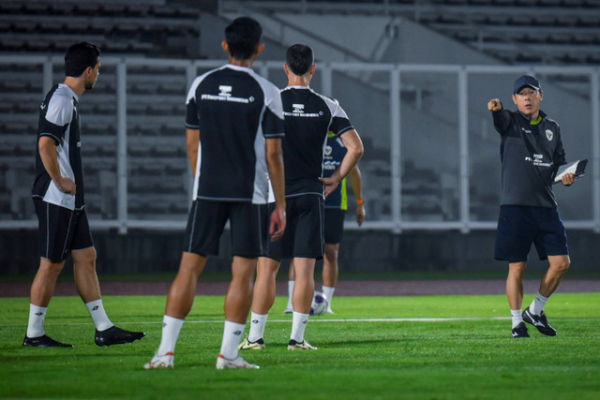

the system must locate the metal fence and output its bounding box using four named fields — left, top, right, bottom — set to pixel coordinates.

left=1, top=56, right=598, bottom=233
